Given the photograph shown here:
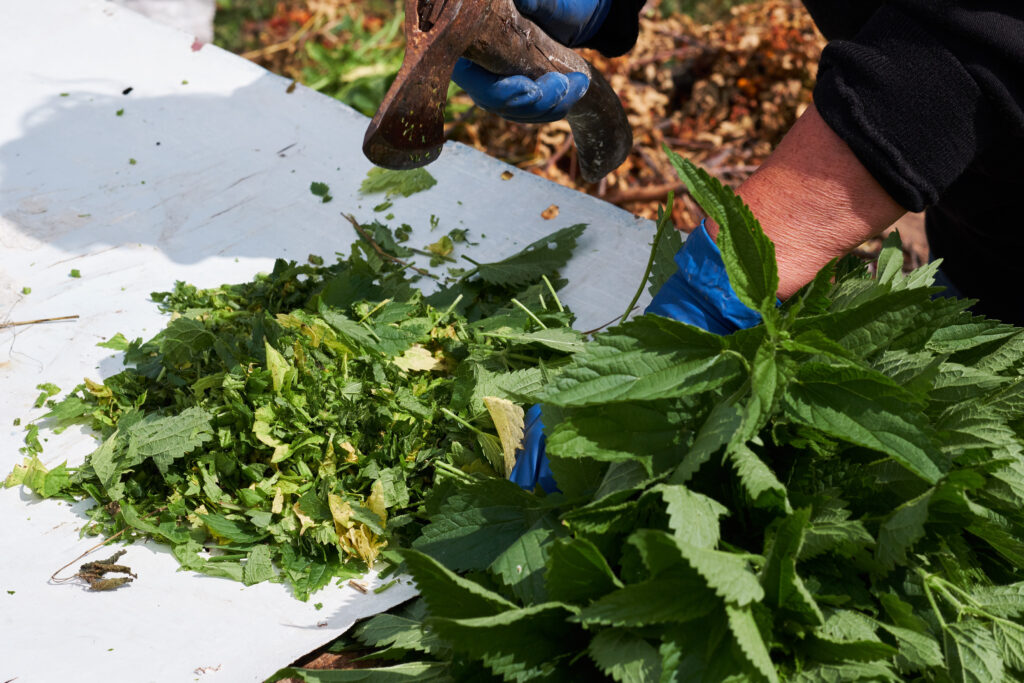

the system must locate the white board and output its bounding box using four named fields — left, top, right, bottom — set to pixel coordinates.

left=0, top=1, right=658, bottom=681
